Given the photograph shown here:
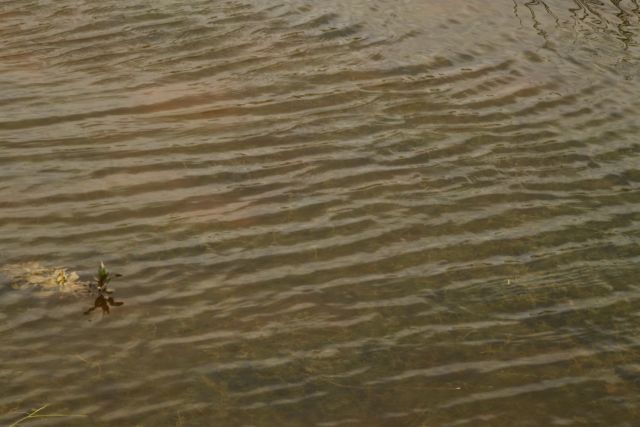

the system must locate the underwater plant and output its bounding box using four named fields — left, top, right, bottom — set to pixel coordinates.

left=1, top=261, right=124, bottom=315
left=0, top=262, right=87, bottom=295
